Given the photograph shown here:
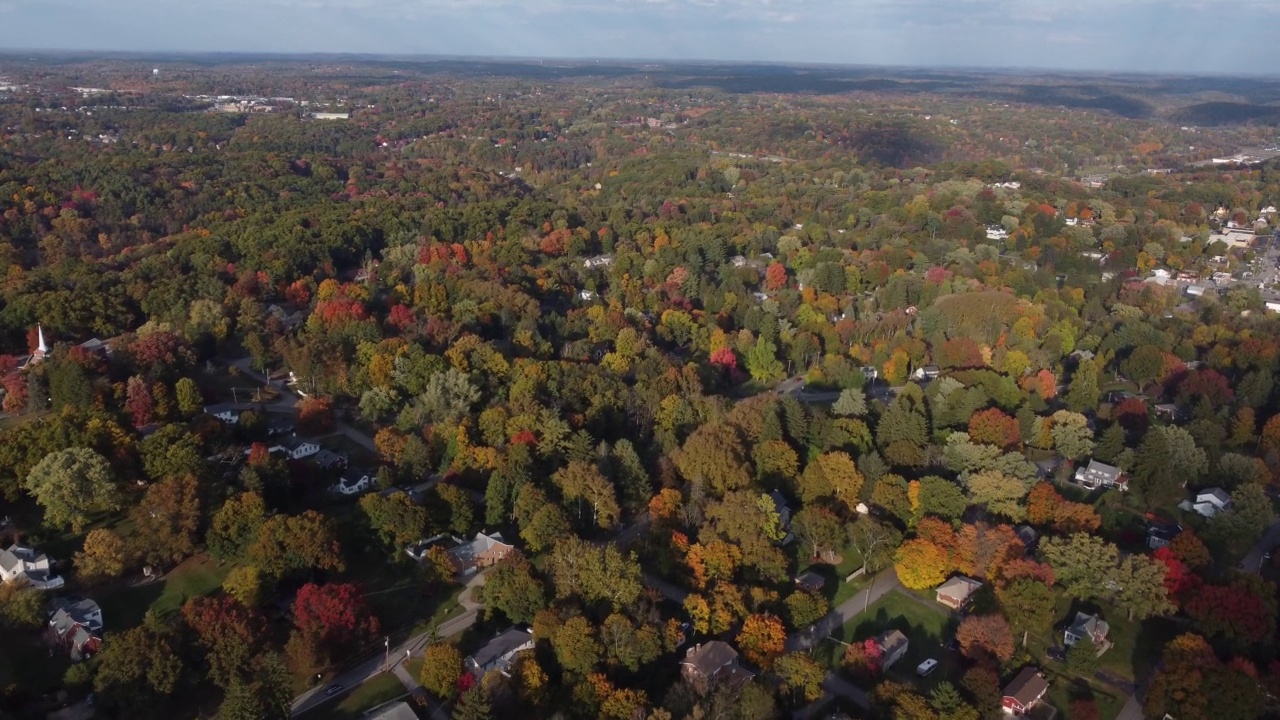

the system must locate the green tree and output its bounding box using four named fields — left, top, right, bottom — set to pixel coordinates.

left=1094, top=424, right=1127, bottom=463
left=792, top=506, right=842, bottom=560
left=551, top=615, right=602, bottom=676
left=174, top=377, right=203, bottom=417
left=919, top=476, right=968, bottom=521
left=1066, top=640, right=1100, bottom=674
left=997, top=579, right=1055, bottom=647
left=359, top=492, right=428, bottom=553
left=453, top=683, right=494, bottom=720
left=1207, top=483, right=1276, bottom=557
left=964, top=469, right=1028, bottom=521
left=1049, top=410, right=1094, bottom=460
left=0, top=581, right=44, bottom=628
left=552, top=460, right=621, bottom=529
left=208, top=492, right=267, bottom=561
left=1110, top=555, right=1174, bottom=621
left=833, top=388, right=868, bottom=417
left=480, top=554, right=547, bottom=624
left=1065, top=360, right=1099, bottom=413
left=1042, top=534, right=1119, bottom=601
left=74, top=528, right=129, bottom=584
left=745, top=336, right=785, bottom=383
left=24, top=447, right=120, bottom=532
